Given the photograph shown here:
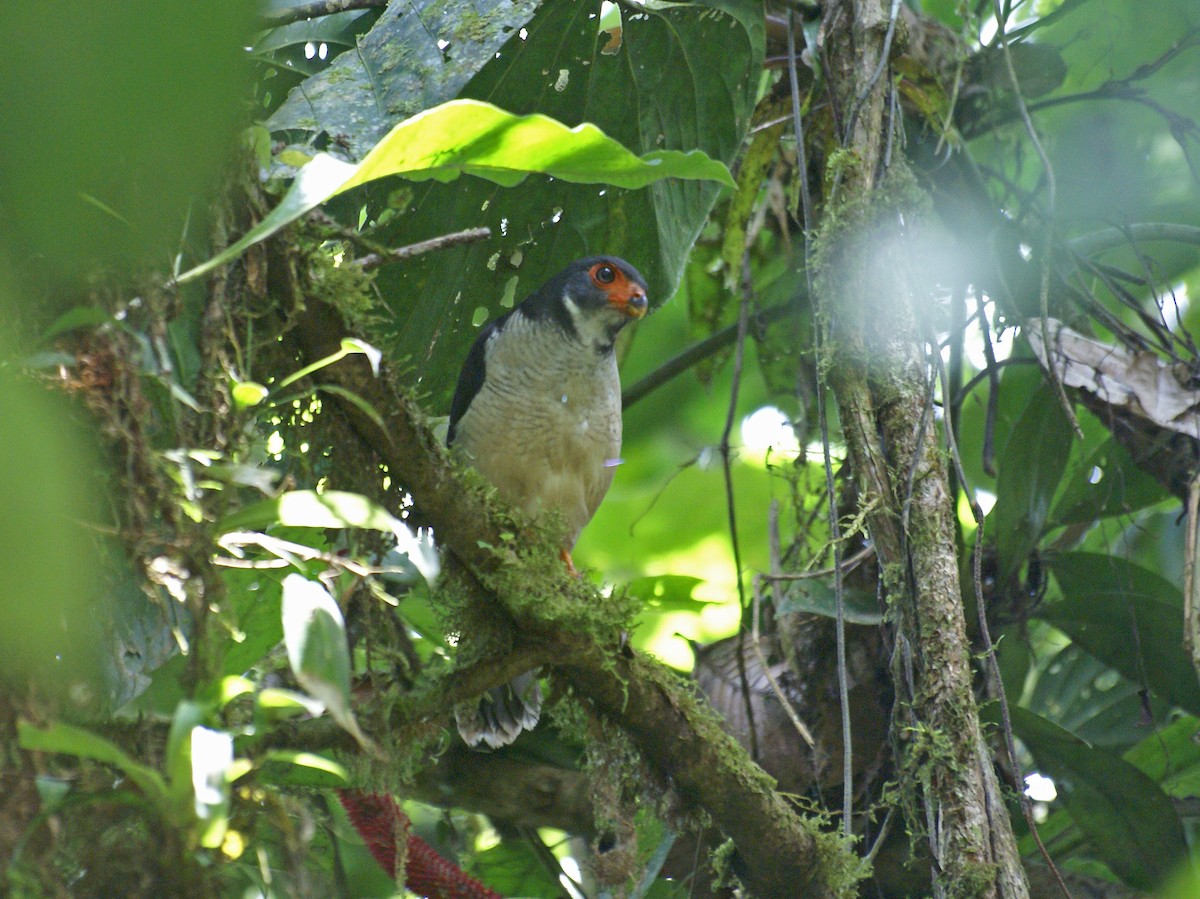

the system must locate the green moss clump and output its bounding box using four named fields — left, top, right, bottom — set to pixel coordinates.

left=802, top=817, right=871, bottom=898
